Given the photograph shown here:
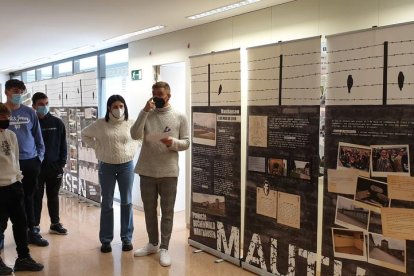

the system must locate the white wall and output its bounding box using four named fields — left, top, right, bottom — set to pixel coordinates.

left=0, top=73, right=8, bottom=102
left=159, top=62, right=186, bottom=212
left=128, top=0, right=414, bottom=224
